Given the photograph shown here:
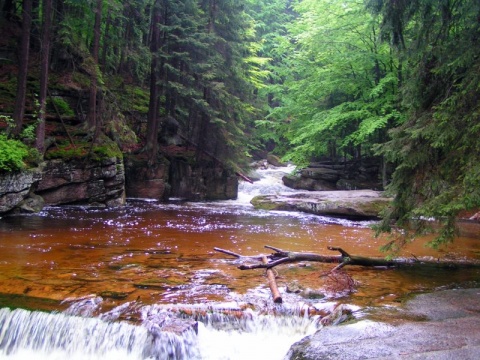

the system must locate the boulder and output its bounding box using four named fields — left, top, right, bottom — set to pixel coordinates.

left=250, top=190, right=392, bottom=219
left=300, top=167, right=341, bottom=182
left=266, top=154, right=286, bottom=167
left=283, top=174, right=336, bottom=191
left=286, top=288, right=480, bottom=360
left=0, top=168, right=42, bottom=213
left=17, top=193, right=45, bottom=213
left=284, top=158, right=384, bottom=191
